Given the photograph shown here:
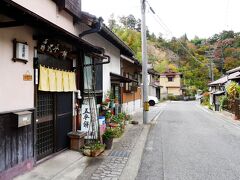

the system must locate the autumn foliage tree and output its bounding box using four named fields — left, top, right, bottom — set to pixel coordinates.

left=107, top=15, right=240, bottom=92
